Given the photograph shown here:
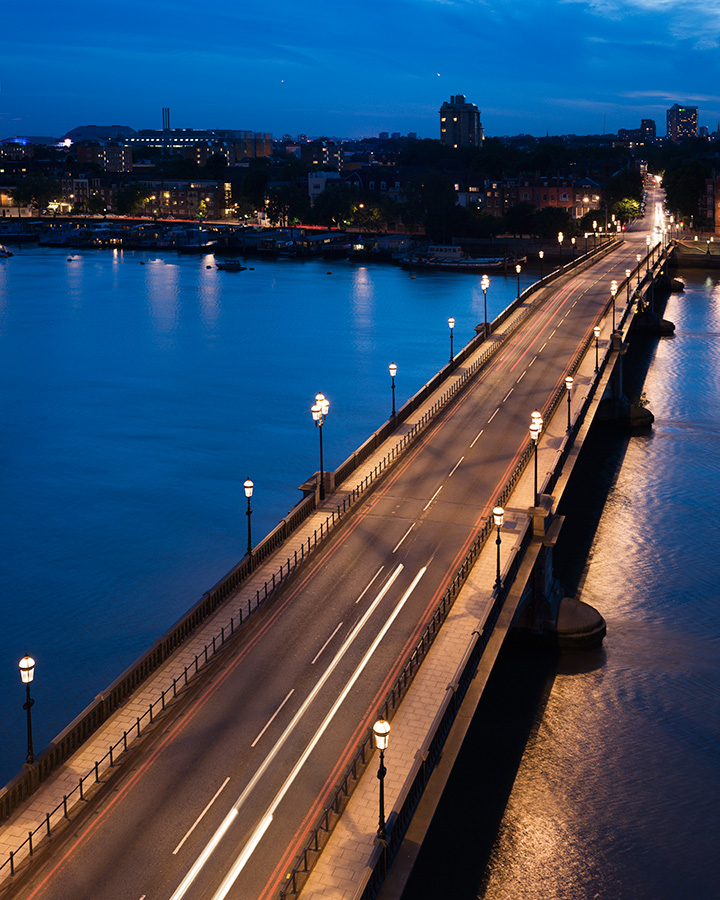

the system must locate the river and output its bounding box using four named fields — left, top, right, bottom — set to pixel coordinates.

left=0, top=245, right=525, bottom=785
